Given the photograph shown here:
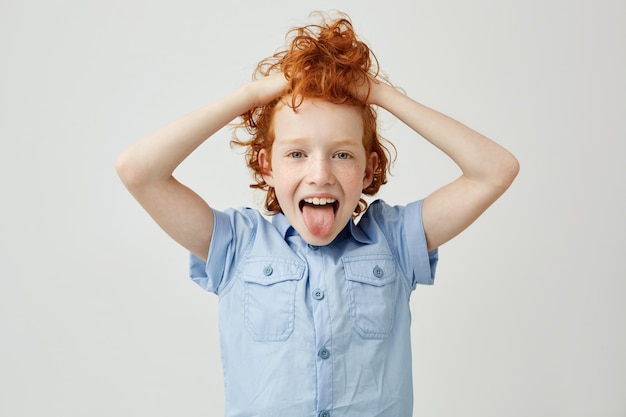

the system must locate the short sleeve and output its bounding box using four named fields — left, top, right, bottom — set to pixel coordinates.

left=364, top=199, right=438, bottom=289
left=189, top=208, right=258, bottom=294
left=403, top=200, right=438, bottom=287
